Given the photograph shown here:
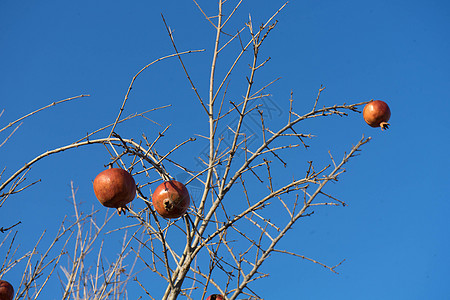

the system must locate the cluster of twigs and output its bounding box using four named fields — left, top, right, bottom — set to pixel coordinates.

left=0, top=182, right=140, bottom=299
left=0, top=1, right=374, bottom=299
